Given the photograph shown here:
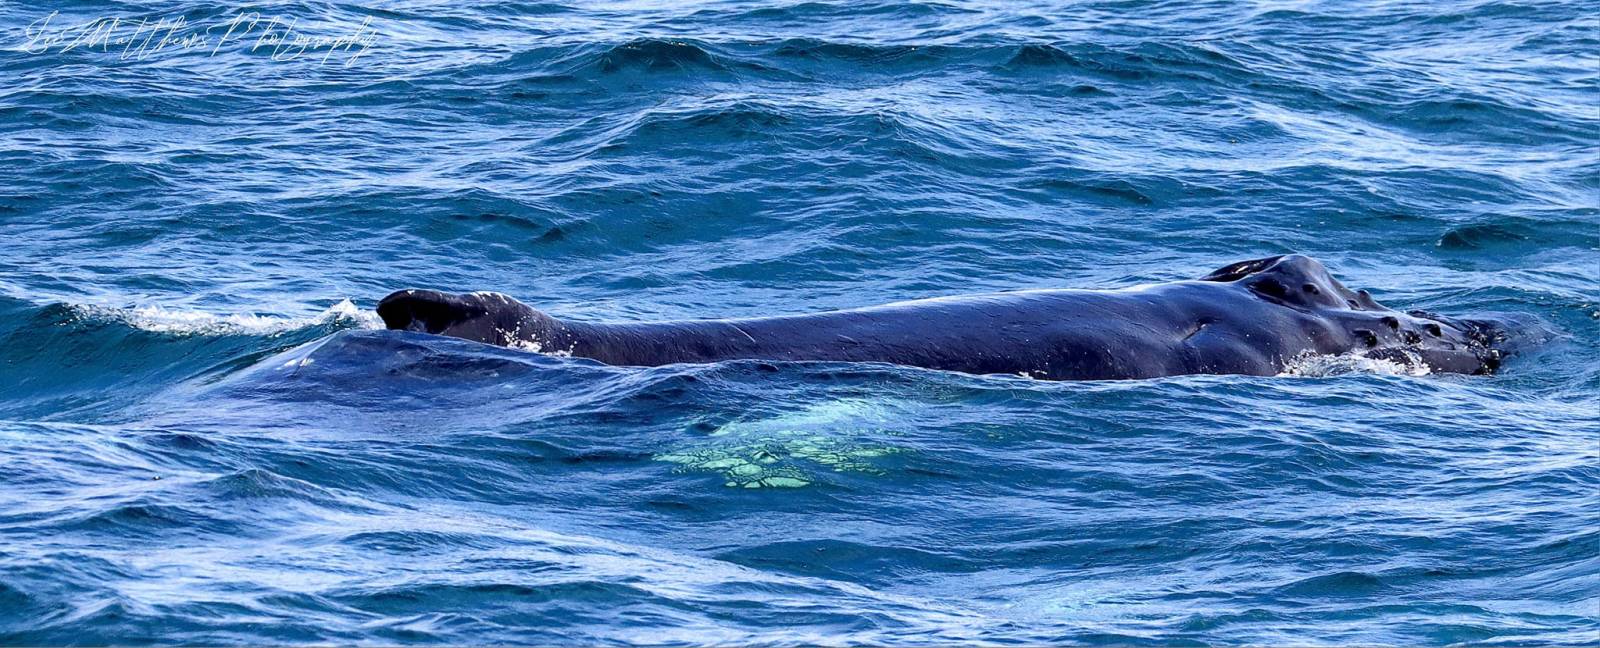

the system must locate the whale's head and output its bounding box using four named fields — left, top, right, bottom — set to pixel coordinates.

left=1200, top=254, right=1533, bottom=374
left=376, top=289, right=545, bottom=347
left=1200, top=254, right=1381, bottom=311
